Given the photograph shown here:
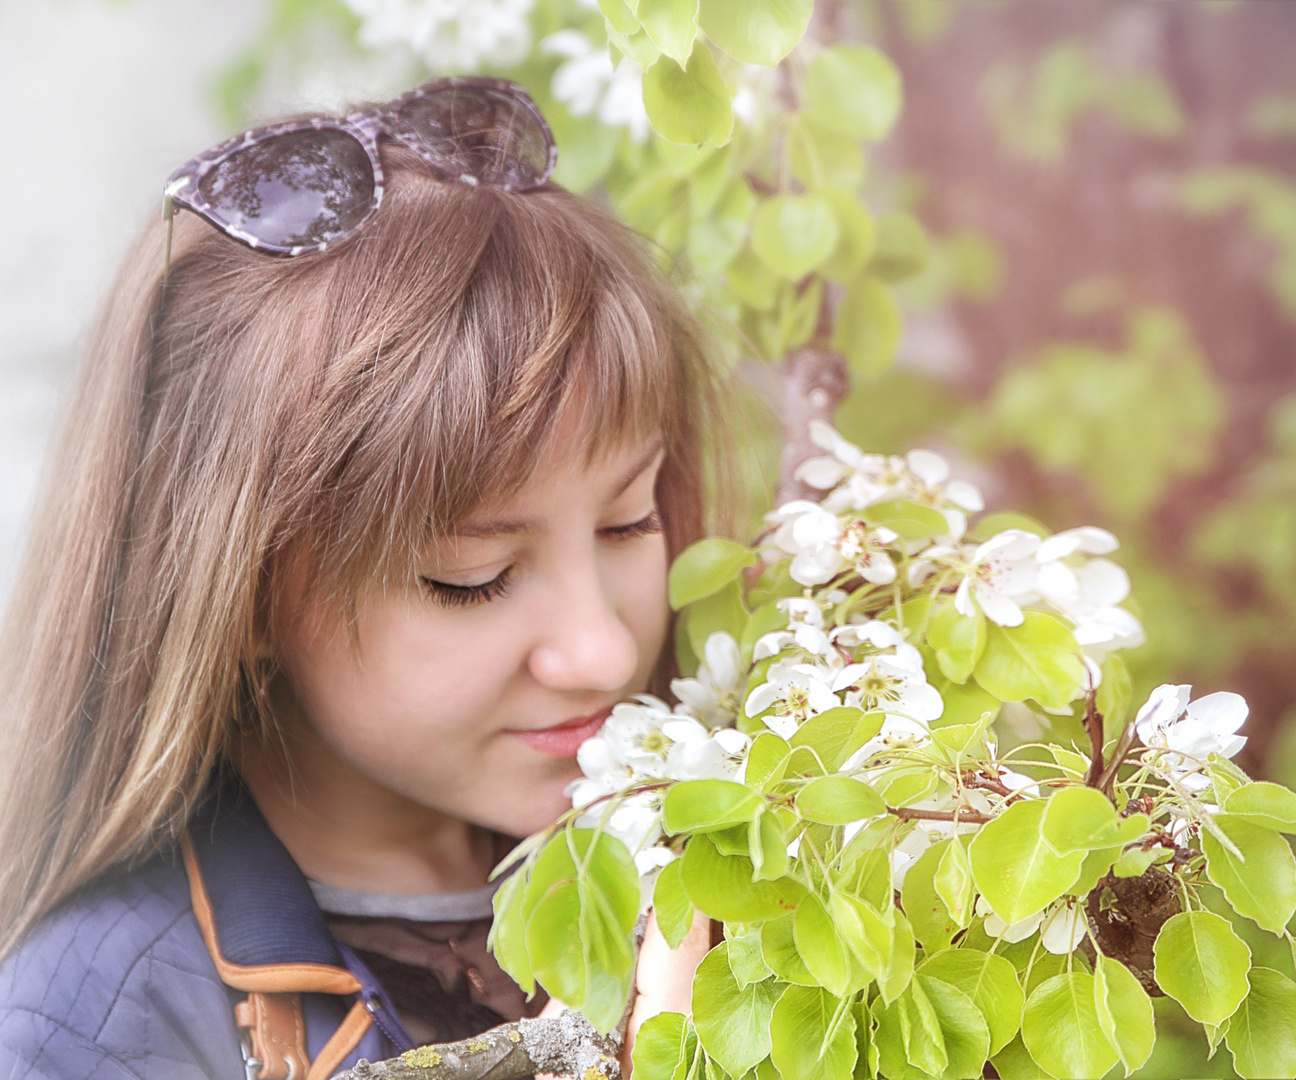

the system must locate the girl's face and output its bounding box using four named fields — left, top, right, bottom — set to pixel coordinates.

left=270, top=420, right=671, bottom=840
